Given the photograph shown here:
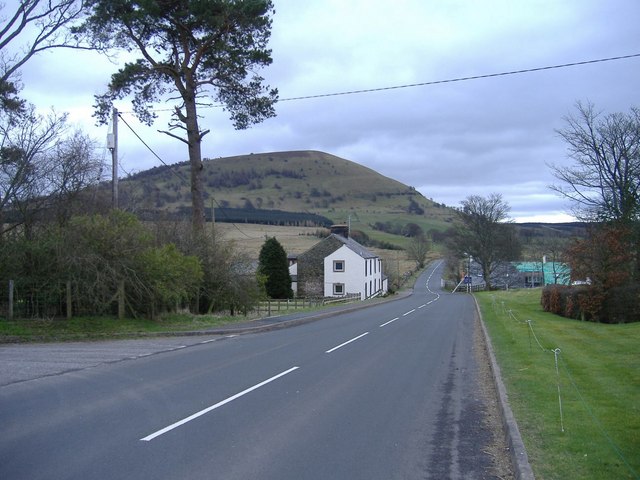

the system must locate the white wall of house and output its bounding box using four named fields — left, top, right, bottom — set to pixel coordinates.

left=324, top=245, right=386, bottom=300
left=289, top=262, right=298, bottom=295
